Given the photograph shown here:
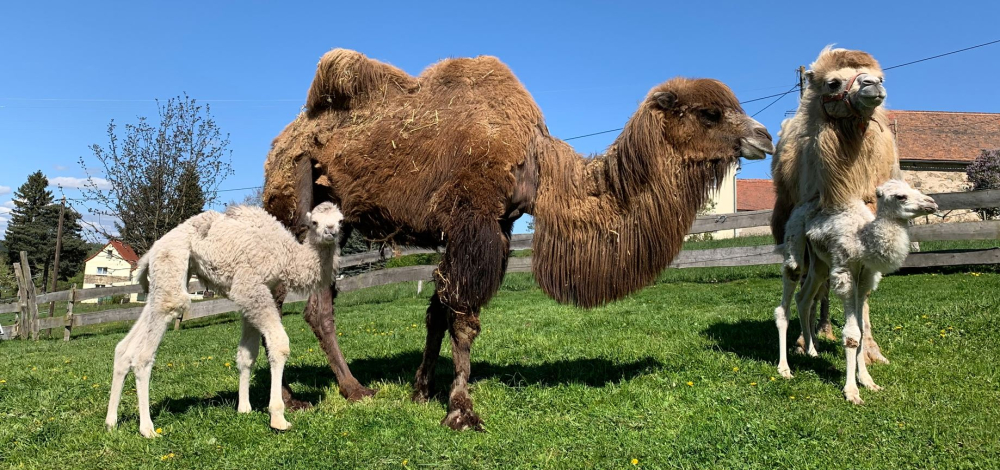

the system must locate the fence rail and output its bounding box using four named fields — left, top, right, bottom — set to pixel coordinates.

left=3, top=189, right=998, bottom=340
